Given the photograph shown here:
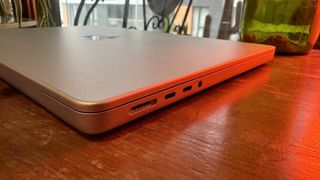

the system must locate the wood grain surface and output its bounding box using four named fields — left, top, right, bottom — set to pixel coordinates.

left=1, top=50, right=320, bottom=179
